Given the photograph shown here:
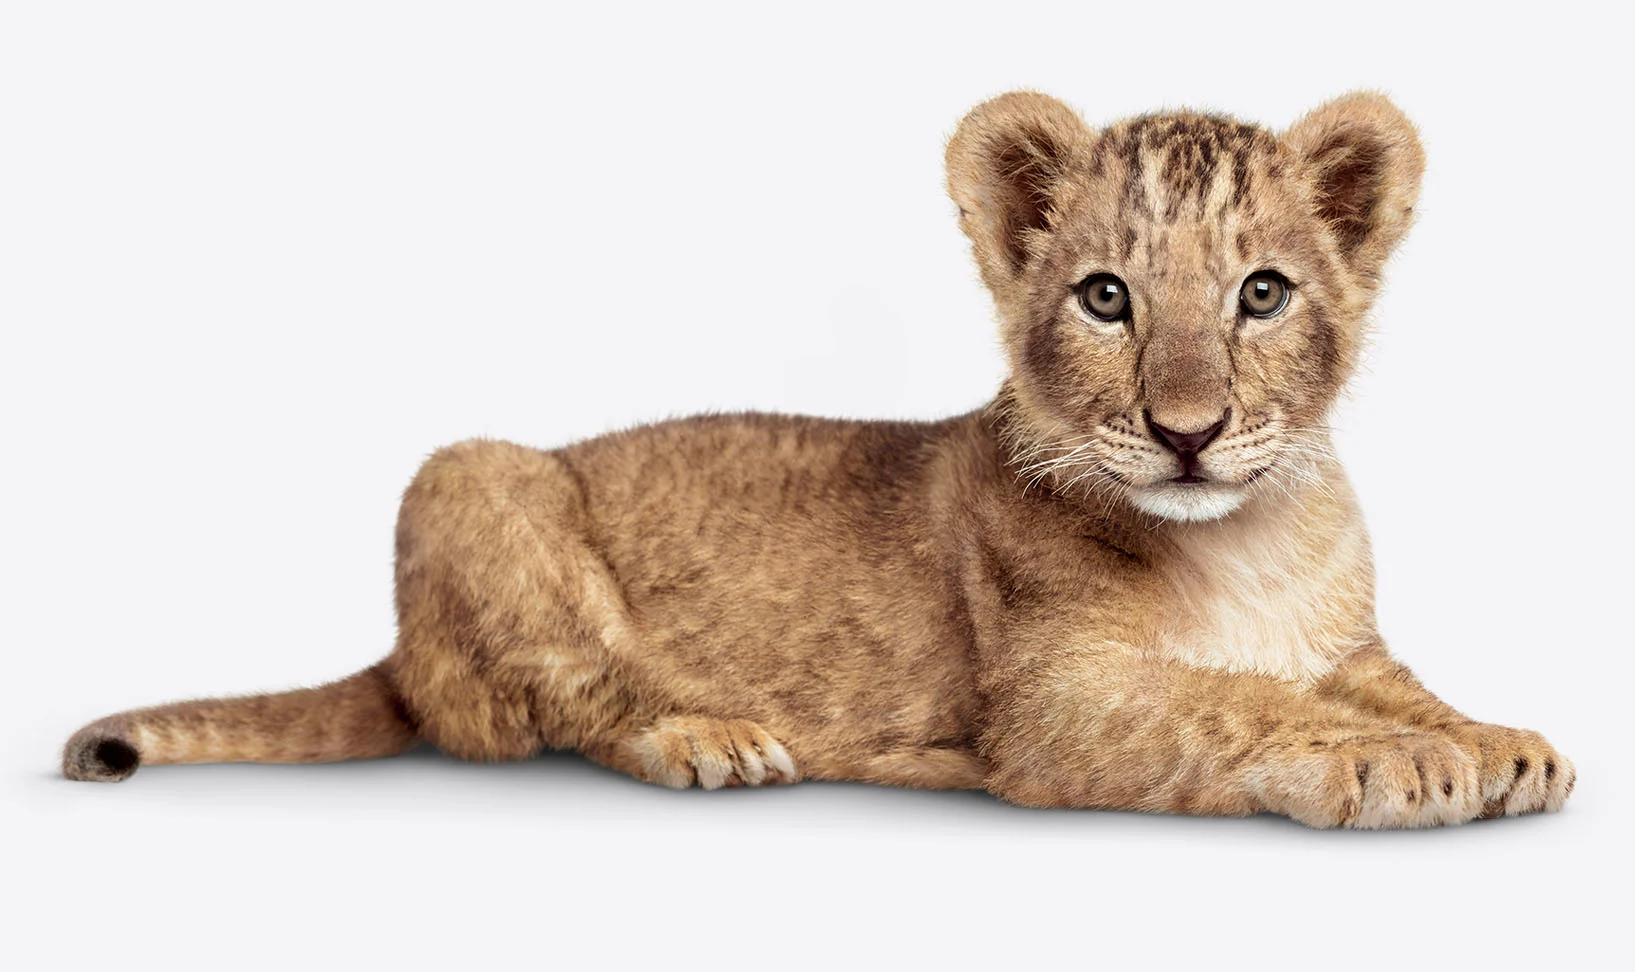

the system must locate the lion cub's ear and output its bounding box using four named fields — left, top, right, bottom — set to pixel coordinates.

left=946, top=91, right=1094, bottom=304
left=1284, top=92, right=1426, bottom=283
